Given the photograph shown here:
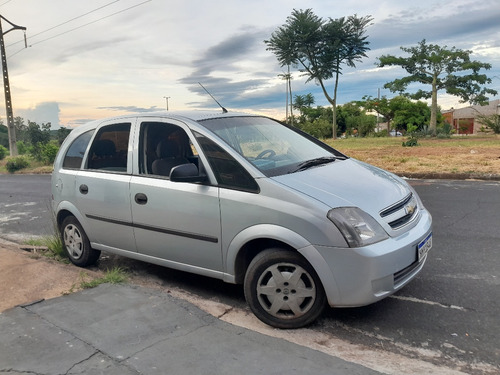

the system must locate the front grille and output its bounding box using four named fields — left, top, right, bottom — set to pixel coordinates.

left=387, top=212, right=414, bottom=228
left=380, top=194, right=418, bottom=229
